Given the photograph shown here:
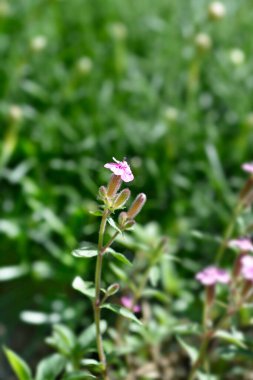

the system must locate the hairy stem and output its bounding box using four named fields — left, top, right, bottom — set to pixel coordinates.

left=94, top=209, right=110, bottom=379
left=188, top=335, right=210, bottom=380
